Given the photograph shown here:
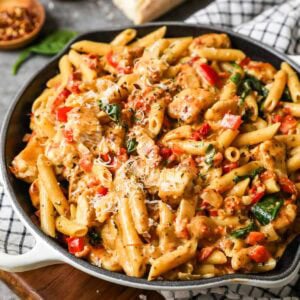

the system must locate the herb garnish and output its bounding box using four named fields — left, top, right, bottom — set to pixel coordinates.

left=231, top=222, right=255, bottom=239
left=99, top=101, right=121, bottom=123
left=88, top=228, right=101, bottom=247
left=126, top=138, right=138, bottom=153
left=204, top=144, right=216, bottom=166
left=251, top=194, right=283, bottom=225
left=233, top=167, right=265, bottom=183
